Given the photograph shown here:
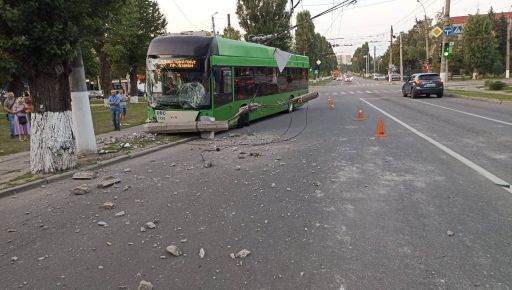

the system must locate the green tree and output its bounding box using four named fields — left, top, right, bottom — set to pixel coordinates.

left=0, top=0, right=118, bottom=173
left=495, top=14, right=508, bottom=65
left=236, top=0, right=292, bottom=51
left=223, top=27, right=242, bottom=40
left=463, top=15, right=499, bottom=77
left=294, top=10, right=315, bottom=56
